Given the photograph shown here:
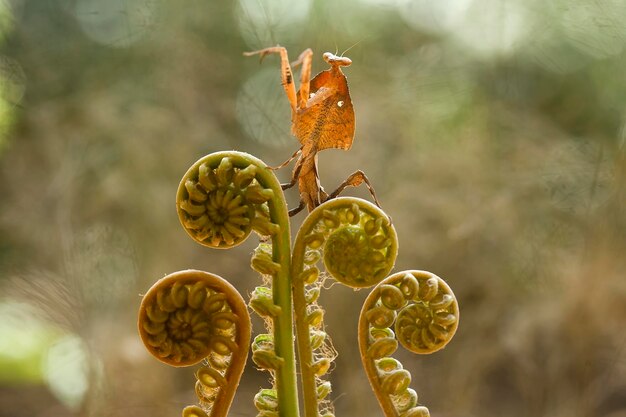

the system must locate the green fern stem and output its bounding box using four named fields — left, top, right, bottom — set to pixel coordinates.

left=292, top=212, right=323, bottom=417
left=245, top=152, right=300, bottom=417
left=176, top=151, right=300, bottom=417
left=292, top=197, right=399, bottom=417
